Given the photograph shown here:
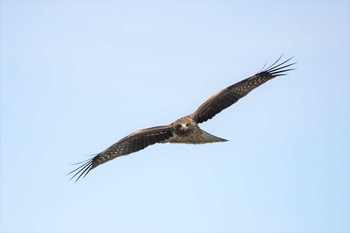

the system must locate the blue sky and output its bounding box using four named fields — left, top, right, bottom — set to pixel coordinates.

left=1, top=1, right=349, bottom=233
